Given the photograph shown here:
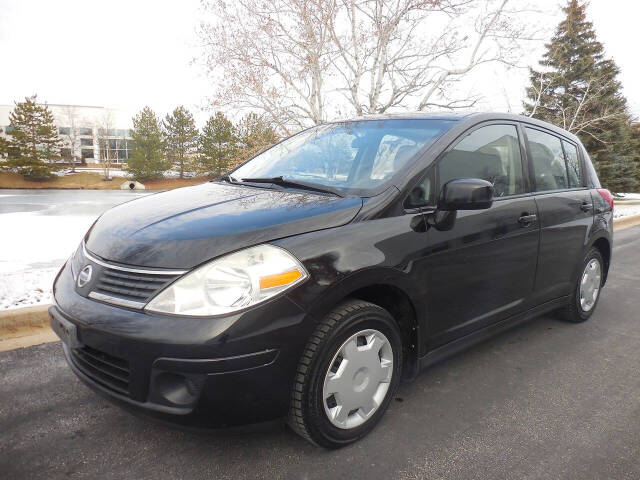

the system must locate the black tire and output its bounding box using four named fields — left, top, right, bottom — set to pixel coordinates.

left=288, top=299, right=403, bottom=448
left=557, top=247, right=604, bottom=323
